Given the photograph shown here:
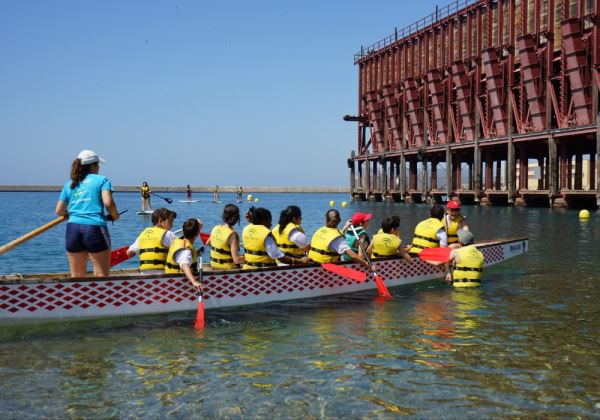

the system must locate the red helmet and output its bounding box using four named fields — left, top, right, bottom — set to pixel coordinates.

left=447, top=200, right=460, bottom=210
